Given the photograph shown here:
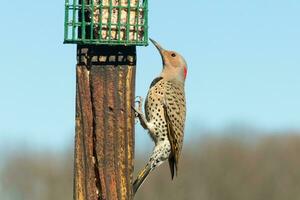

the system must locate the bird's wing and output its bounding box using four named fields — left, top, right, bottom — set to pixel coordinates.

left=163, top=81, right=186, bottom=179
